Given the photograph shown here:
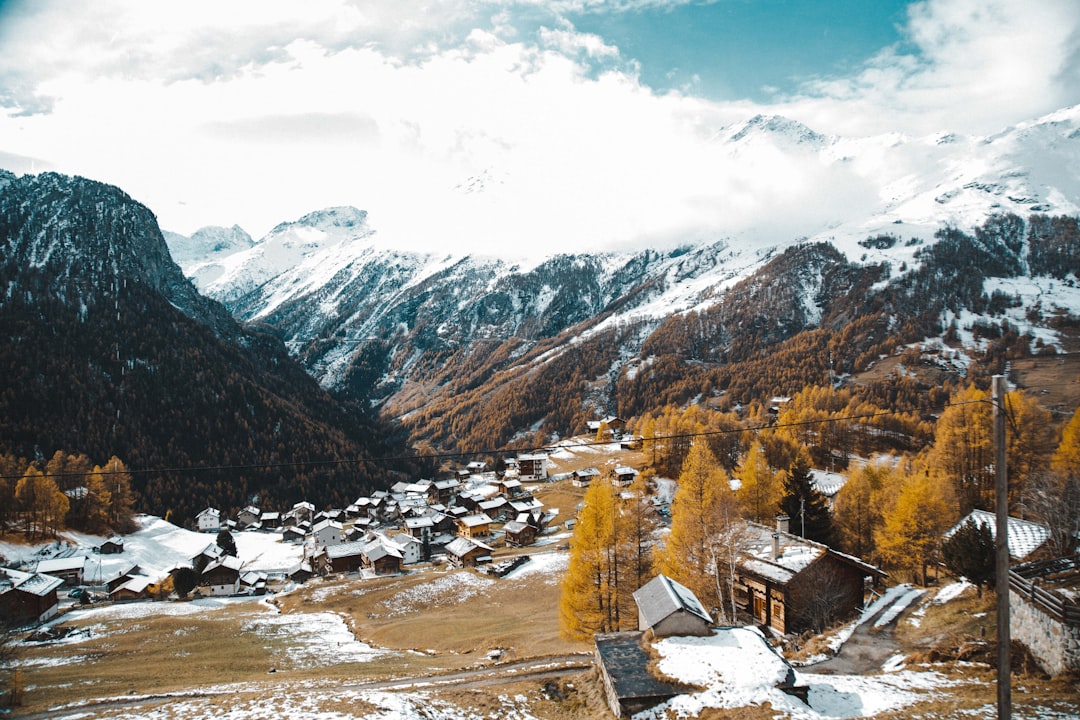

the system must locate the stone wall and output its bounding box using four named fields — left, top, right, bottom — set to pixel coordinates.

left=1010, top=589, right=1080, bottom=676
